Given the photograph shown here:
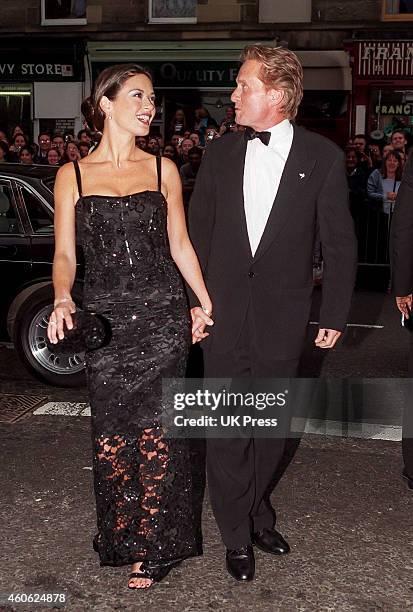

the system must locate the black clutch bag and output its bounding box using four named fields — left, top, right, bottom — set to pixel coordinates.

left=49, top=308, right=112, bottom=353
